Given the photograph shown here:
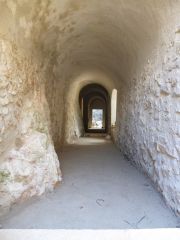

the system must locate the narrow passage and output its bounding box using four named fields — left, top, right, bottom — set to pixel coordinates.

left=1, top=138, right=178, bottom=229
